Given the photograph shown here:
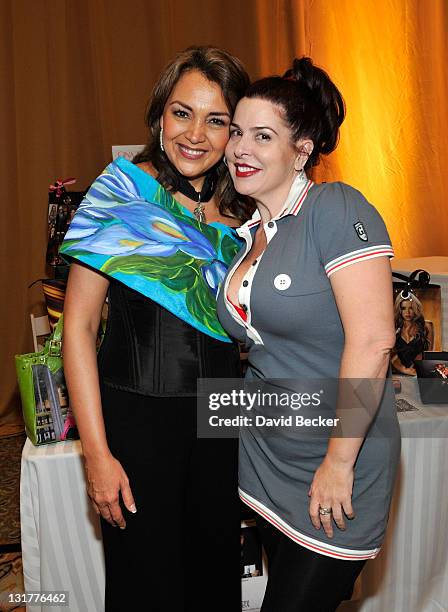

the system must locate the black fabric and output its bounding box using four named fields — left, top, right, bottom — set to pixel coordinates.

left=97, top=281, right=241, bottom=396
left=257, top=517, right=366, bottom=612
left=171, top=165, right=218, bottom=203
left=394, top=331, right=426, bottom=368
left=99, top=386, right=241, bottom=612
